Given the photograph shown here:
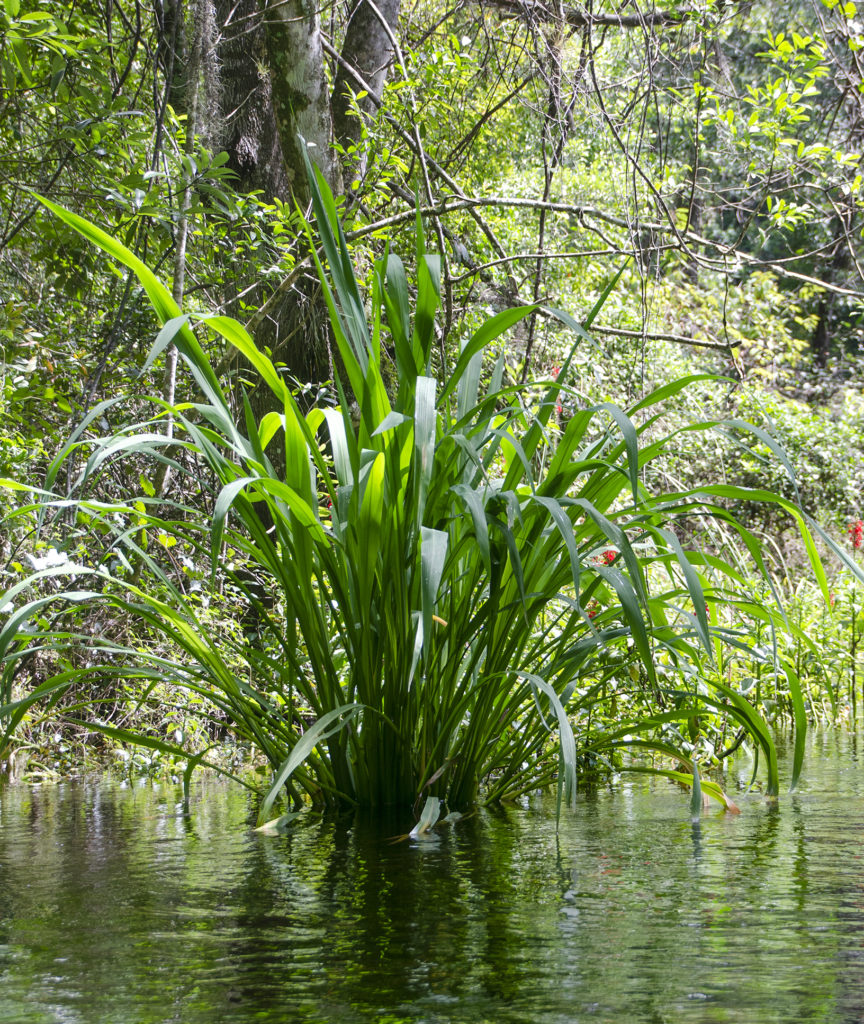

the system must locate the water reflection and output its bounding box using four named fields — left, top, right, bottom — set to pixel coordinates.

left=0, top=734, right=863, bottom=1022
